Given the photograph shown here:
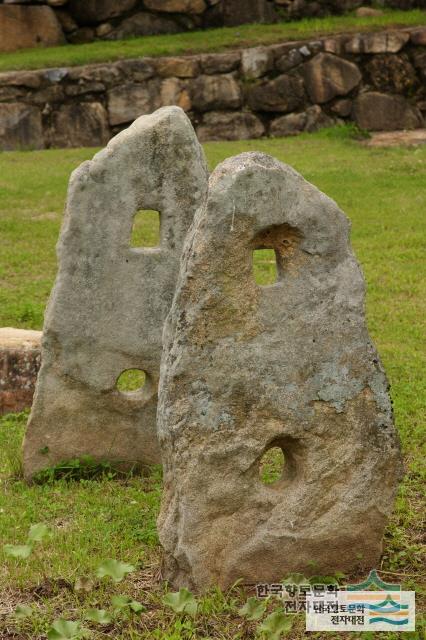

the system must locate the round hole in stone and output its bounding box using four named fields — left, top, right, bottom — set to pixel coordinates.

left=116, top=369, right=146, bottom=393
left=259, top=446, right=286, bottom=485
